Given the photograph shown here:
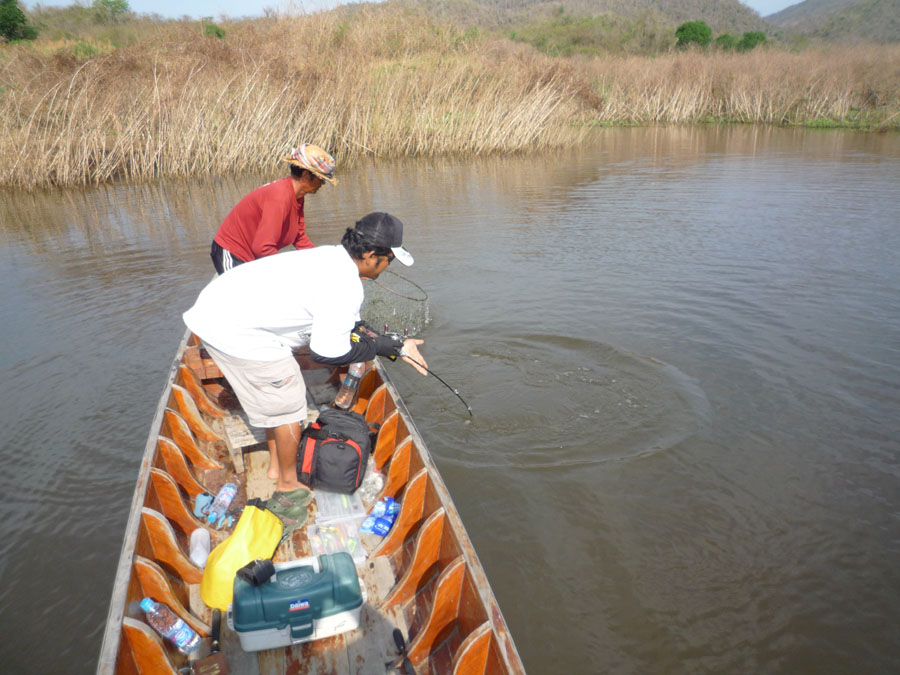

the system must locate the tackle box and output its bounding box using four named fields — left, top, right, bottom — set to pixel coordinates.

left=227, top=552, right=364, bottom=652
